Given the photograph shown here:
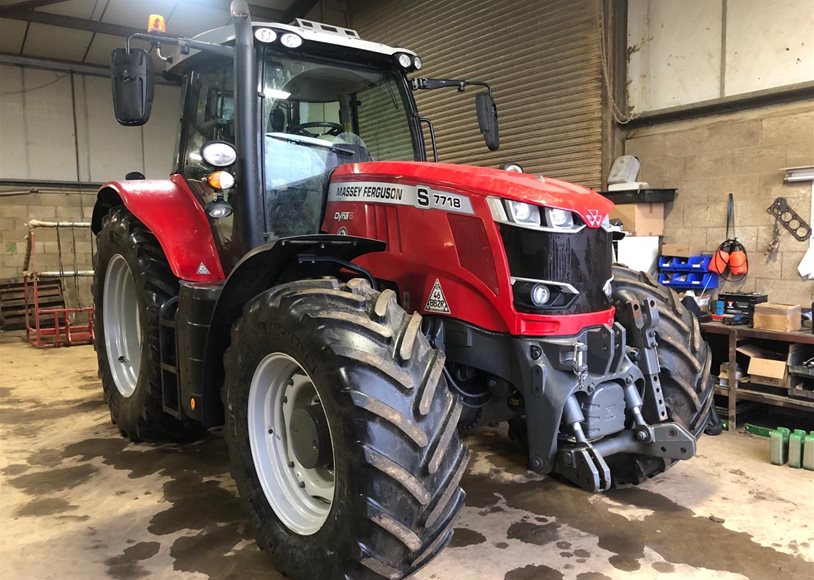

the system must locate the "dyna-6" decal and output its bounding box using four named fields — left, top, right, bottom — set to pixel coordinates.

left=328, top=181, right=474, bottom=215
